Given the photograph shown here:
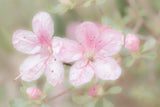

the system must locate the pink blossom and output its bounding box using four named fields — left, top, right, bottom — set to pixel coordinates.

left=88, top=85, right=104, bottom=97
left=12, top=12, right=64, bottom=86
left=57, top=22, right=124, bottom=86
left=26, top=87, right=42, bottom=99
left=125, top=34, right=140, bottom=52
